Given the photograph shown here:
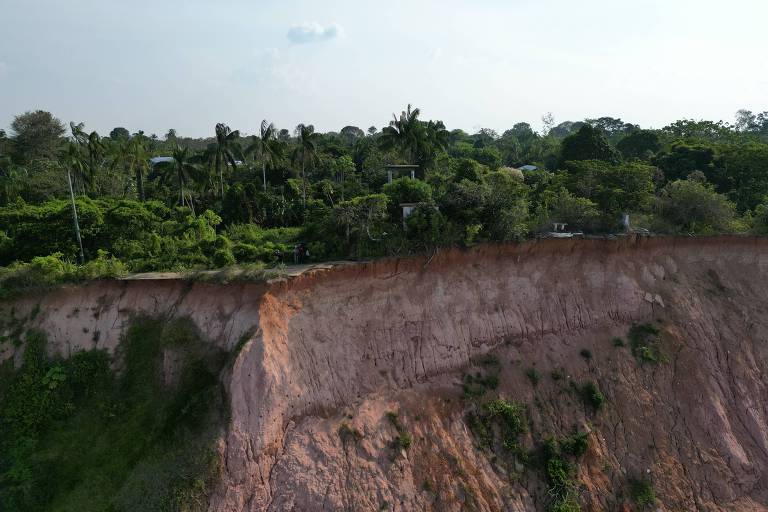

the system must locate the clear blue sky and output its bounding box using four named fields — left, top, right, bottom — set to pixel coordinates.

left=1, top=0, right=766, bottom=137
